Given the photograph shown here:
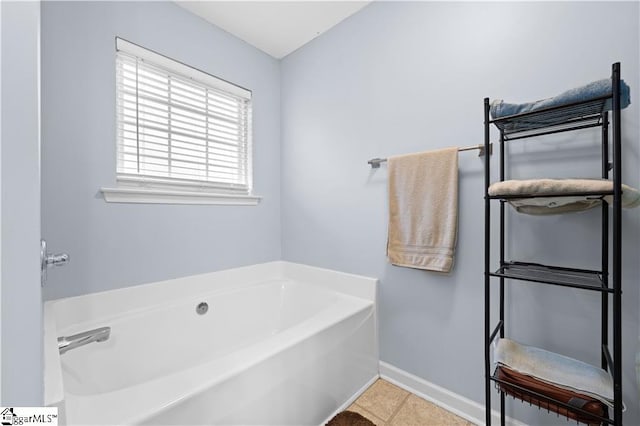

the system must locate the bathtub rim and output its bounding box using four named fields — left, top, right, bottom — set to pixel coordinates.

left=46, top=261, right=376, bottom=330
left=44, top=261, right=378, bottom=414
